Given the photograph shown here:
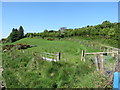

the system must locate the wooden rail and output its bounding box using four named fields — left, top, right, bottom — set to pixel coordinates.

left=85, top=51, right=118, bottom=55
left=42, top=52, right=57, bottom=55
left=100, top=44, right=120, bottom=51
left=41, top=52, right=61, bottom=61
left=81, top=50, right=118, bottom=62
left=81, top=49, right=119, bottom=73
